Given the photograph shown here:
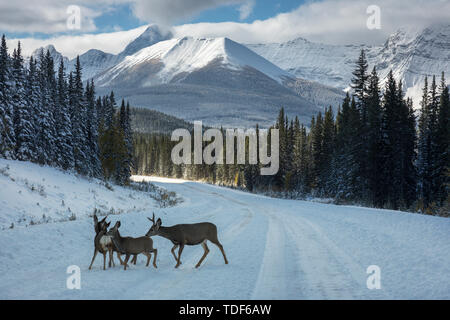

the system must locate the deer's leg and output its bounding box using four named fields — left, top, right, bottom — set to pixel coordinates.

left=212, top=240, right=228, bottom=265
left=171, top=244, right=180, bottom=264
left=88, top=248, right=98, bottom=270
left=152, top=249, right=158, bottom=268
left=102, top=251, right=107, bottom=270
left=195, top=241, right=210, bottom=268
left=116, top=252, right=124, bottom=265
left=131, top=254, right=137, bottom=265
left=123, top=253, right=130, bottom=270
left=108, top=247, right=114, bottom=268
left=143, top=252, right=151, bottom=267
left=175, top=244, right=184, bottom=268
